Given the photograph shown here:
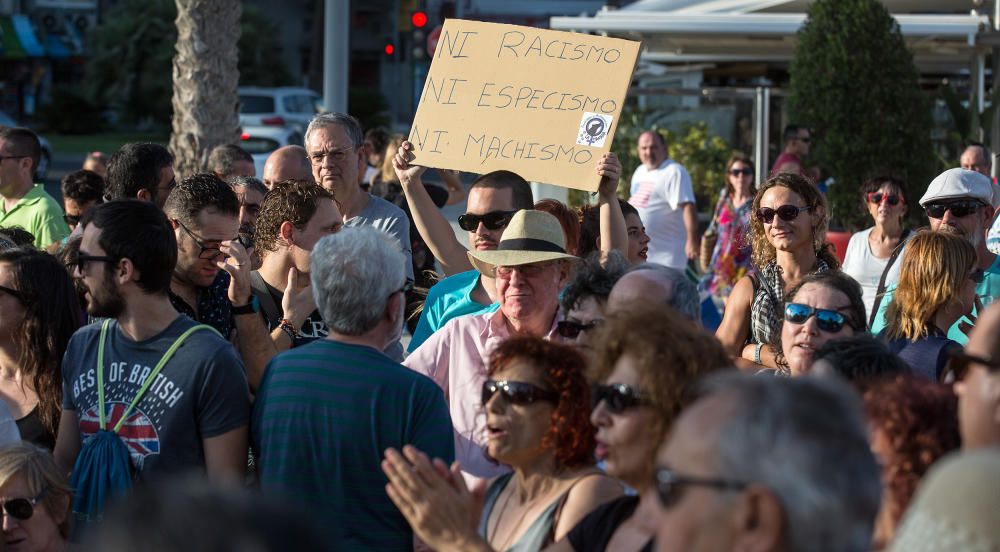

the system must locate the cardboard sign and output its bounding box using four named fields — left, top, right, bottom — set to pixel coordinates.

left=409, top=19, right=641, bottom=192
